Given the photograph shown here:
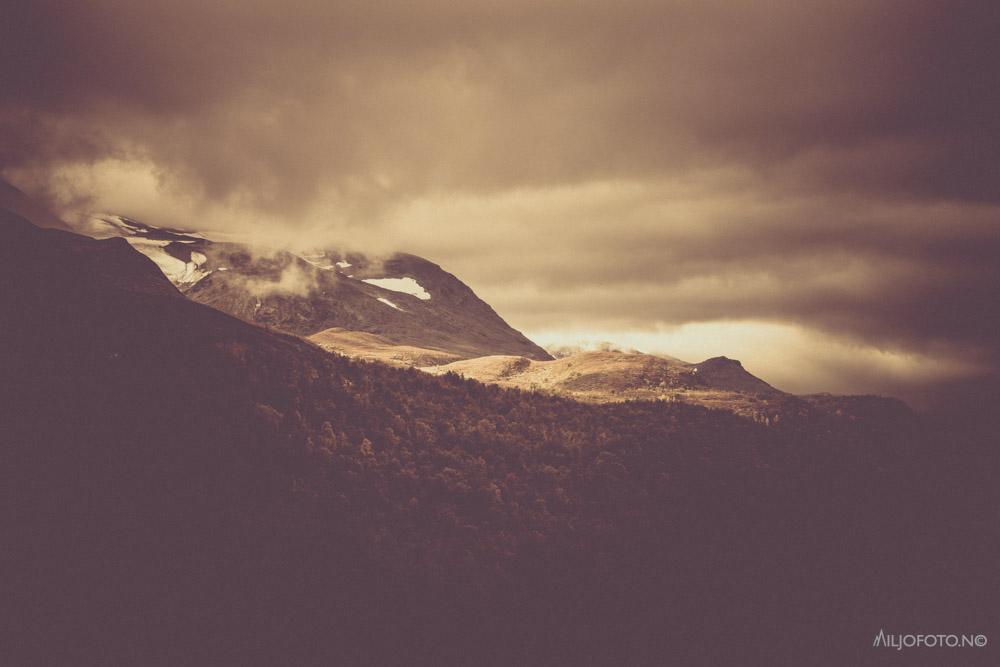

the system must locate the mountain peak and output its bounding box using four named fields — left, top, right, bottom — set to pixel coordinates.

left=690, top=356, right=777, bottom=394
left=697, top=356, right=743, bottom=368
